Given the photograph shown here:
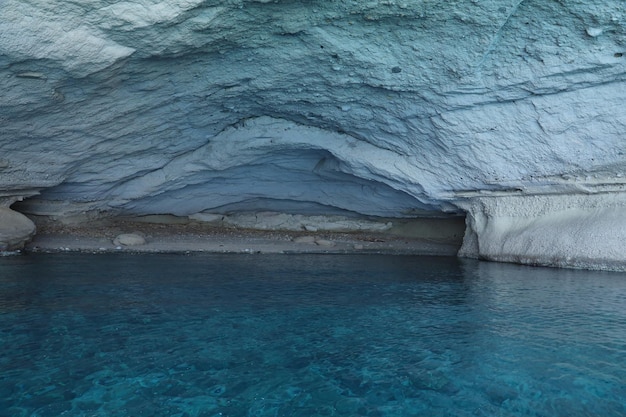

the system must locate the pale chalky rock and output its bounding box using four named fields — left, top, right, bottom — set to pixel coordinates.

left=0, top=207, right=36, bottom=251
left=113, top=233, right=146, bottom=247
left=458, top=193, right=626, bottom=271
left=1, top=1, right=625, bottom=269
left=315, top=239, right=336, bottom=248
left=293, top=236, right=316, bottom=244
